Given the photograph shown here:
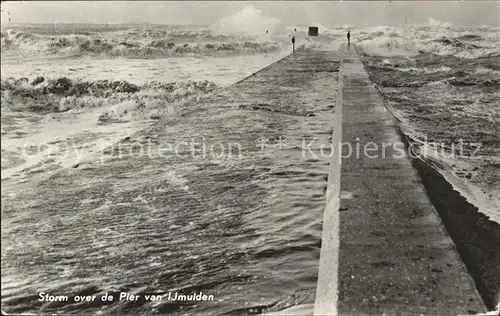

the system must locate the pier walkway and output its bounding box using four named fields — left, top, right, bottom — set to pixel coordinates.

left=313, top=45, right=485, bottom=315
left=1, top=45, right=491, bottom=315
